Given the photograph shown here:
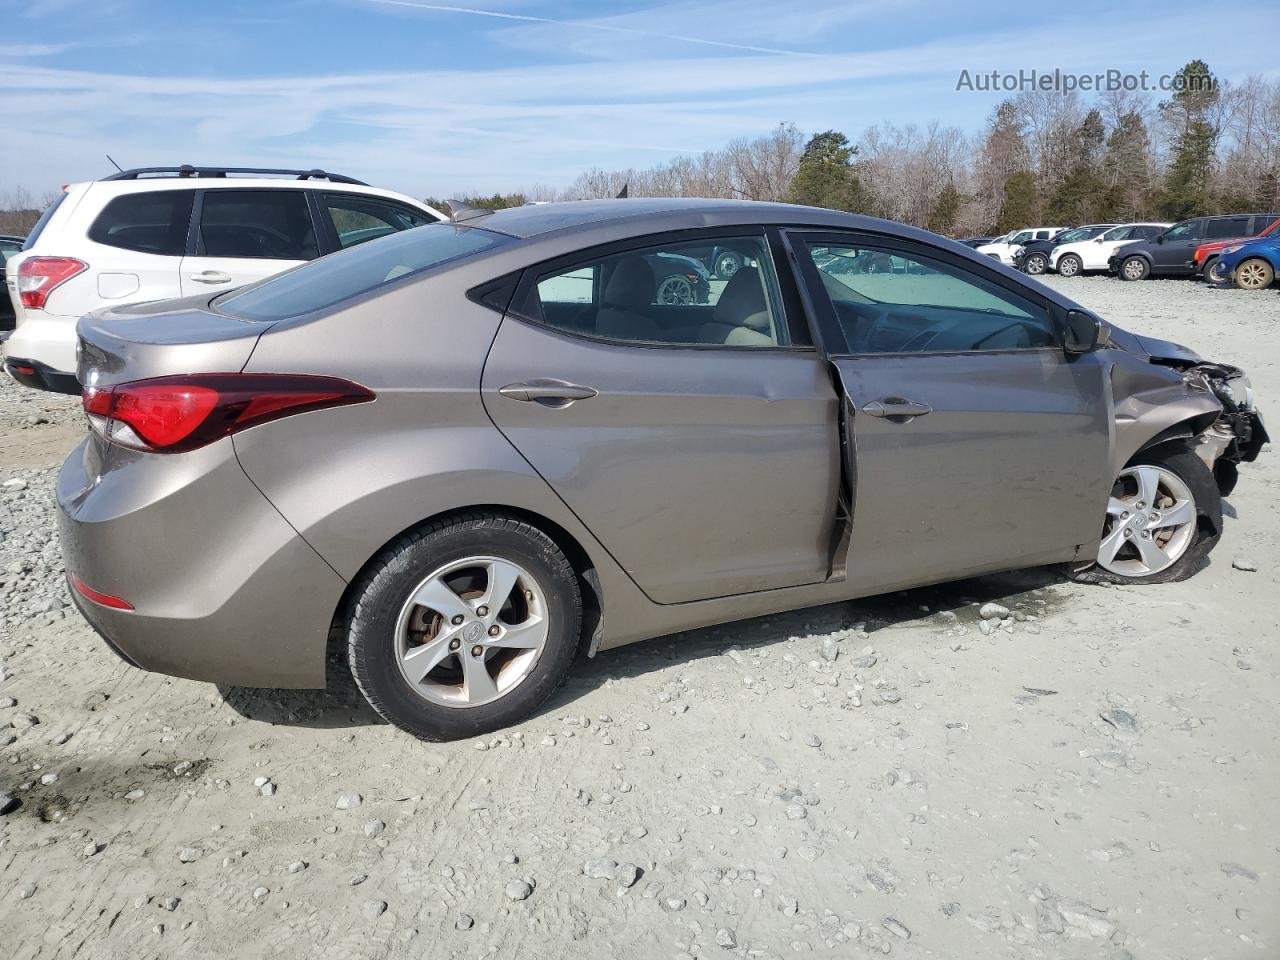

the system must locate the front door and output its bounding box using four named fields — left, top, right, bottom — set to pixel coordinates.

left=179, top=189, right=319, bottom=296
left=789, top=232, right=1111, bottom=593
left=482, top=231, right=840, bottom=604
left=1151, top=220, right=1204, bottom=272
